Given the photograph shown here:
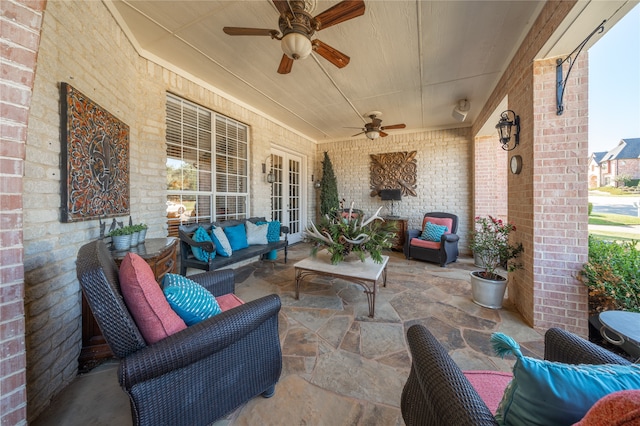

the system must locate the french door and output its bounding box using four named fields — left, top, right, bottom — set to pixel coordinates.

left=270, top=149, right=305, bottom=244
